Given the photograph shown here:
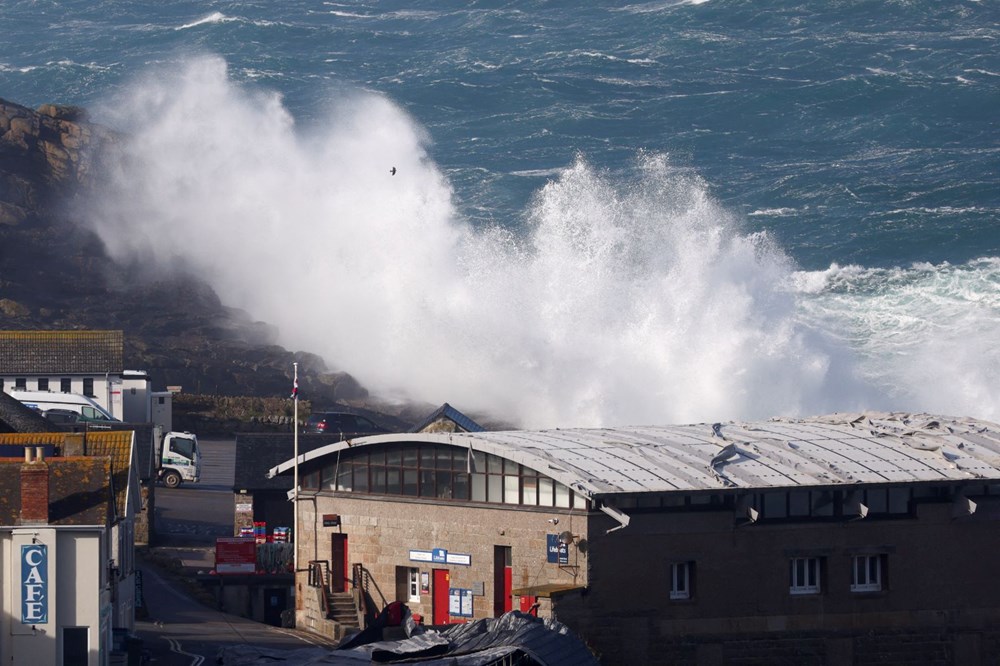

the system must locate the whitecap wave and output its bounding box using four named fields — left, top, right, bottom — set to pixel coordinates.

left=176, top=12, right=230, bottom=30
